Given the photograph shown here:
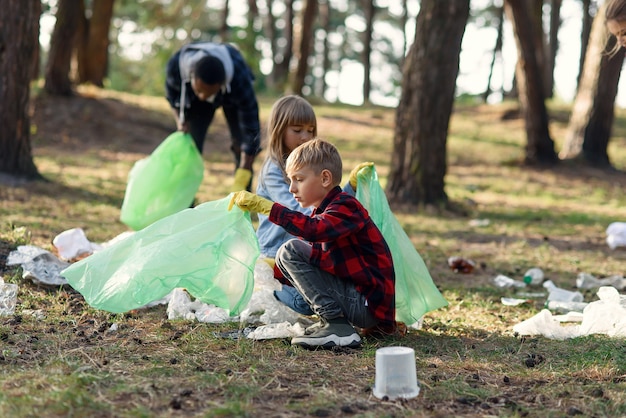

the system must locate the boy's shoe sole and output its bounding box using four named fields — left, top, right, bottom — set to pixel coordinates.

left=292, top=321, right=361, bottom=349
